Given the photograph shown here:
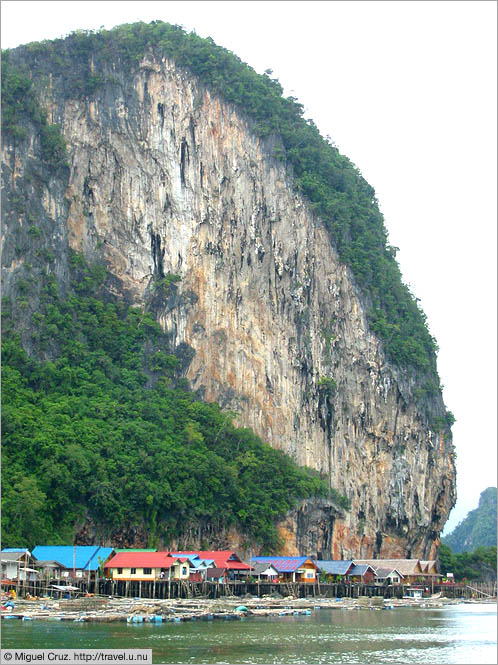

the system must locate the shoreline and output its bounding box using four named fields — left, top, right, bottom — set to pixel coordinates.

left=2, top=594, right=495, bottom=624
